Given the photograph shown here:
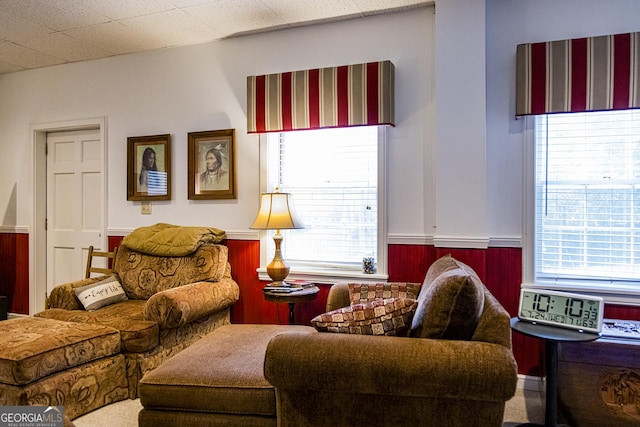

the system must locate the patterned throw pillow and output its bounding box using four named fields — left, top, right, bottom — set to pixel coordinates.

left=311, top=297, right=417, bottom=336
left=74, top=275, right=128, bottom=311
left=348, top=282, right=422, bottom=305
